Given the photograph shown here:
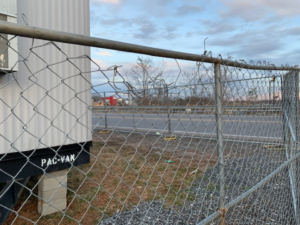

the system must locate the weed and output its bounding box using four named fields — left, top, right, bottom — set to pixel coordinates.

left=242, top=186, right=251, bottom=191
left=203, top=176, right=209, bottom=181
left=208, top=182, right=217, bottom=190
left=87, top=171, right=94, bottom=177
